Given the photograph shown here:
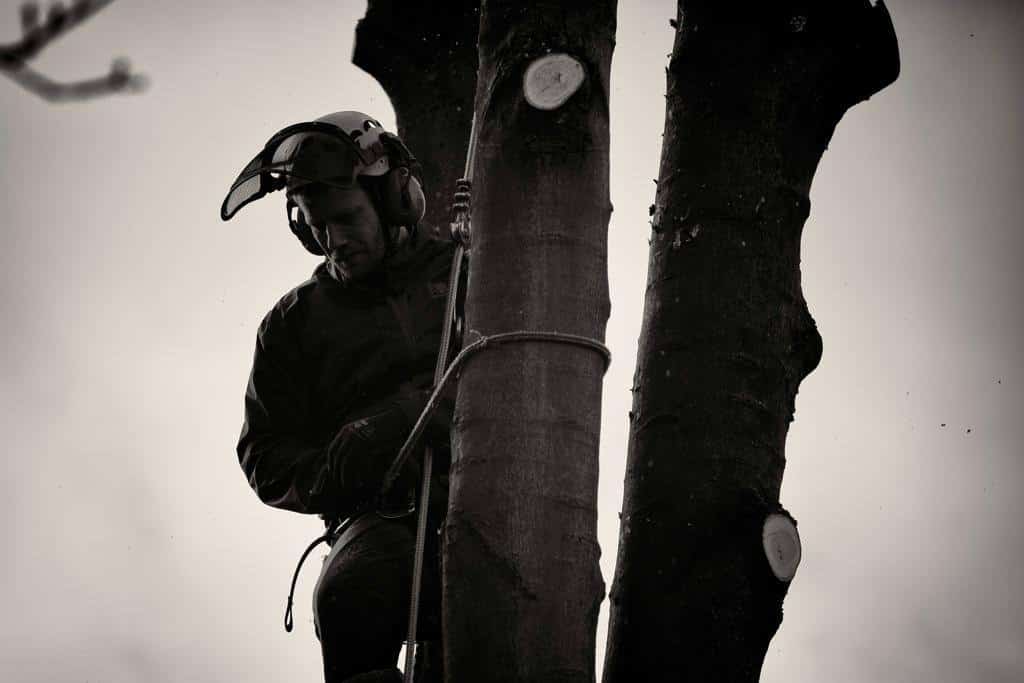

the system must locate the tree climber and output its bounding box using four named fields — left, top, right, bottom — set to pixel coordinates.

left=221, top=111, right=456, bottom=683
